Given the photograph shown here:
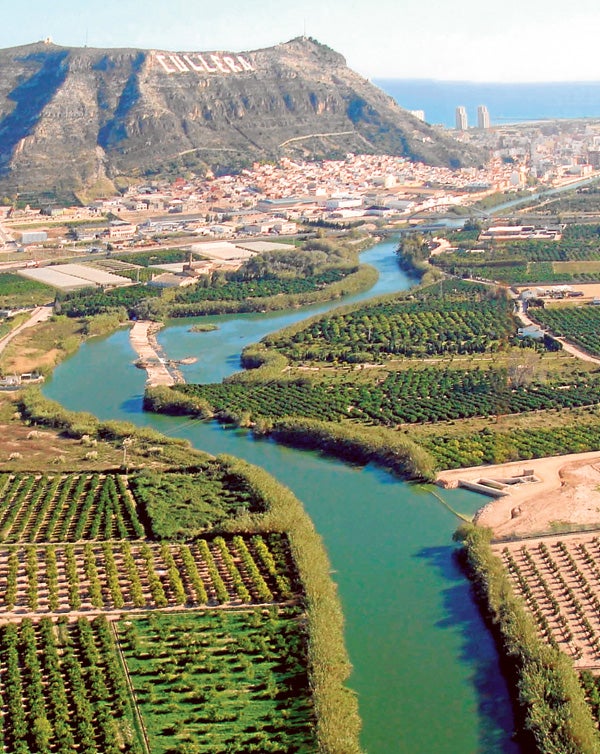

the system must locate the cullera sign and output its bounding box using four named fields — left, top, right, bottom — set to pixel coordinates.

left=154, top=52, right=255, bottom=75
